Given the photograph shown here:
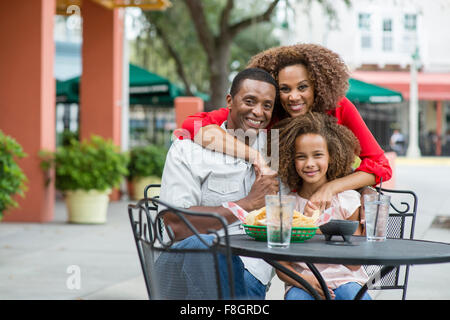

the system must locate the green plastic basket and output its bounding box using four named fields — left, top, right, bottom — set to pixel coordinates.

left=243, top=224, right=318, bottom=243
